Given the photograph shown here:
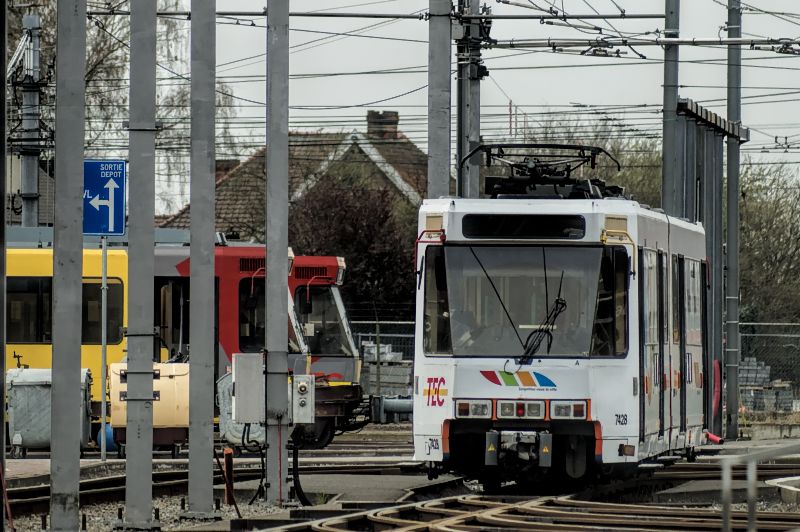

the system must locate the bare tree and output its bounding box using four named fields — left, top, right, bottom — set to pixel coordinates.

left=7, top=1, right=240, bottom=215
